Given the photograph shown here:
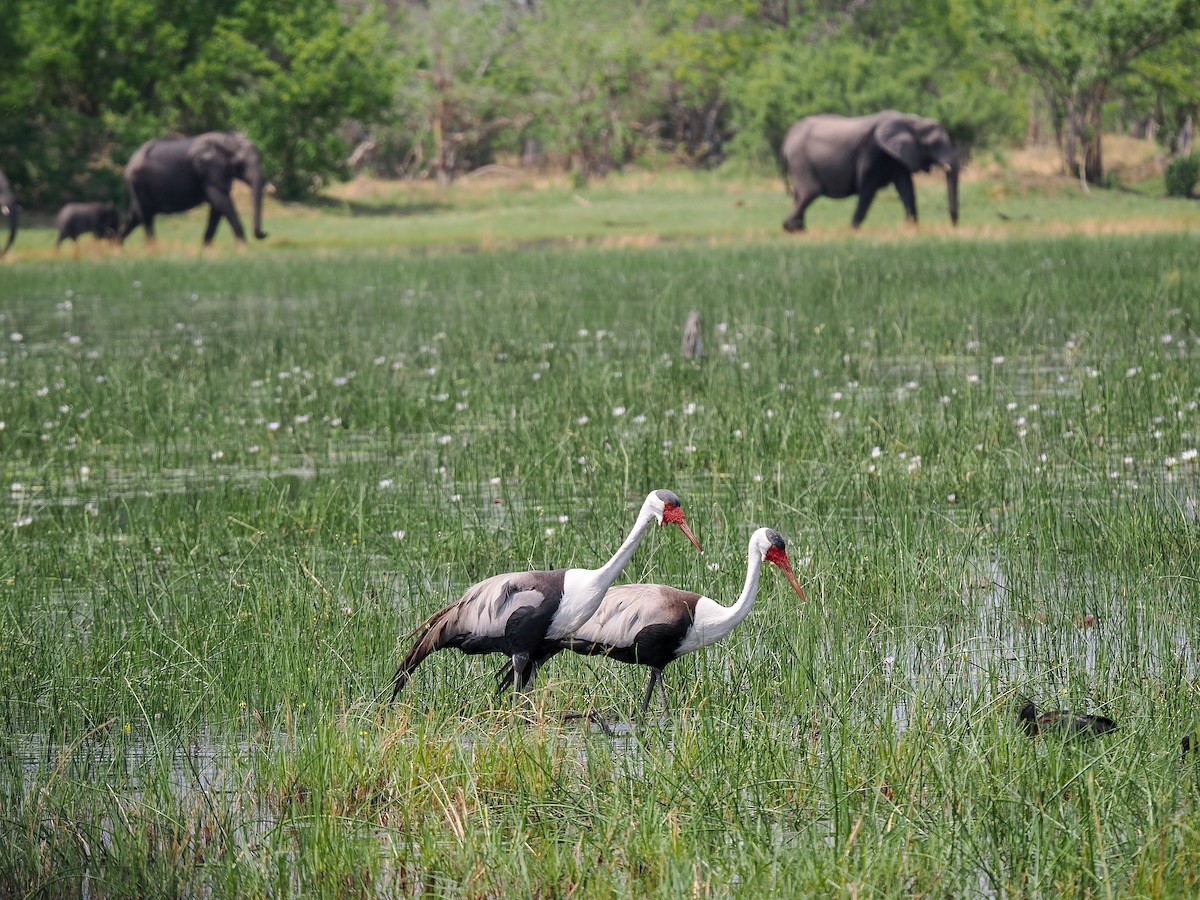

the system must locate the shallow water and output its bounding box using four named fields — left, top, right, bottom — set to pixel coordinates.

left=4, top=248, right=1199, bottom=893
